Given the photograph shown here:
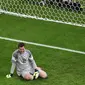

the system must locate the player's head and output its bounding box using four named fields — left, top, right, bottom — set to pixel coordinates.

left=18, top=43, right=25, bottom=53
